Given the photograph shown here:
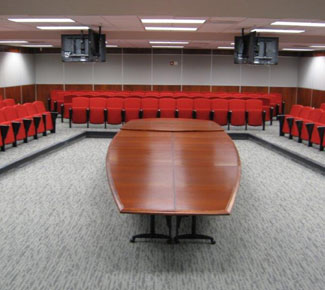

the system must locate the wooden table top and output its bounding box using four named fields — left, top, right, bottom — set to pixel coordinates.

left=106, top=119, right=241, bottom=215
